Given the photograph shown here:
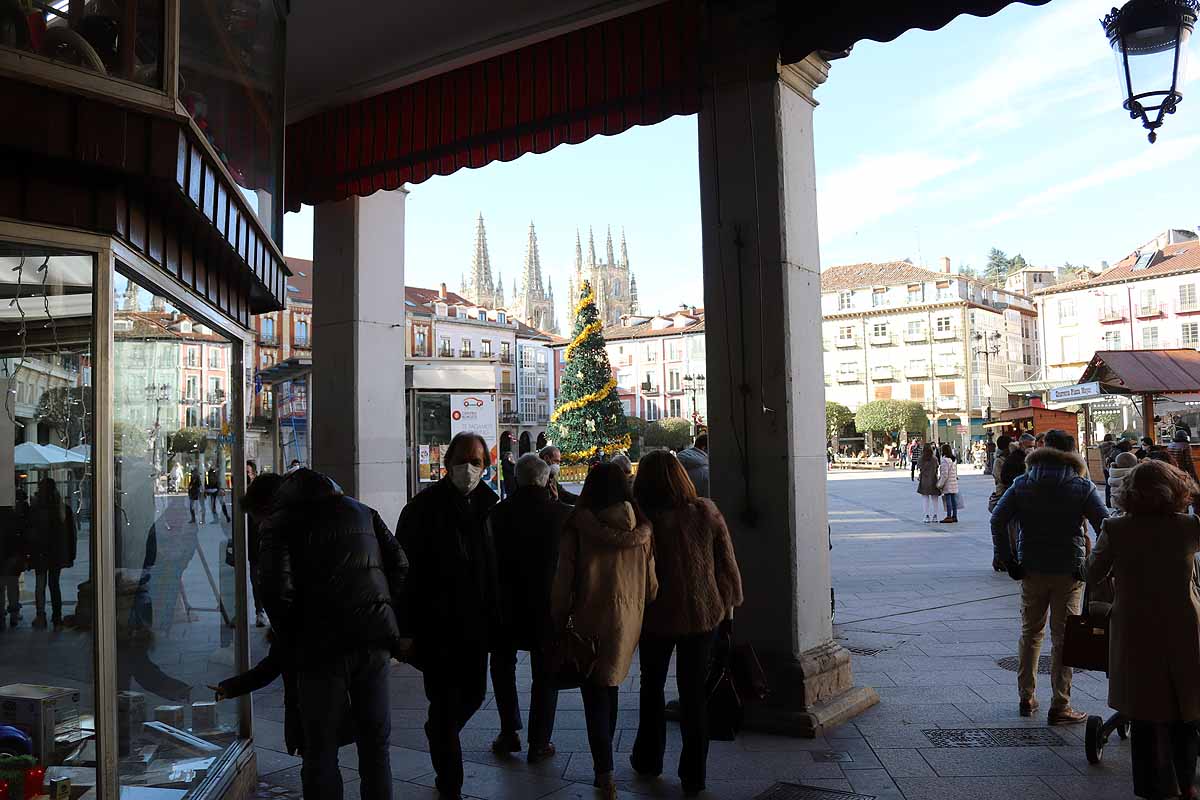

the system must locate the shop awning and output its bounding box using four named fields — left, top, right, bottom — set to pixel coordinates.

left=1078, top=349, right=1200, bottom=395
left=284, top=0, right=1048, bottom=211
left=258, top=357, right=312, bottom=386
